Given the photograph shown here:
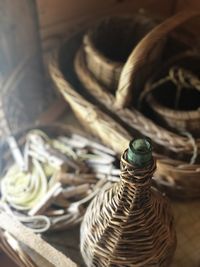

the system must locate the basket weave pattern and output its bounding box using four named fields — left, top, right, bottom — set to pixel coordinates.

left=81, top=151, right=176, bottom=267
left=75, top=48, right=200, bottom=154
left=144, top=53, right=200, bottom=135
left=48, top=11, right=200, bottom=199
left=83, top=15, right=157, bottom=92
